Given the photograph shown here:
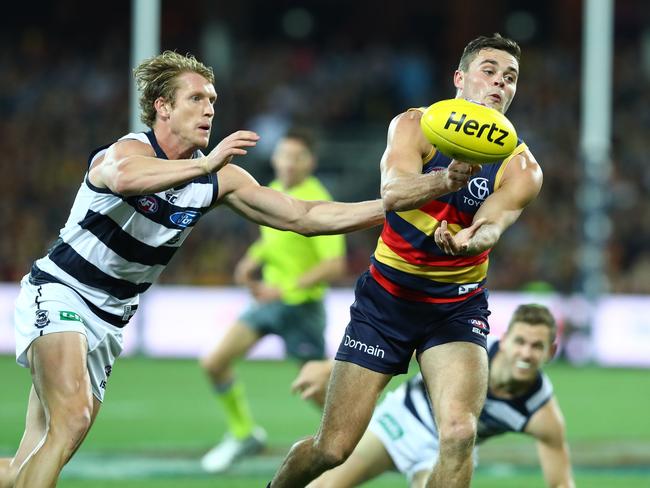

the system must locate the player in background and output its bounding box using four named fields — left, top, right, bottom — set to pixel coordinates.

left=269, top=33, right=543, bottom=488
left=0, top=51, right=384, bottom=488
left=199, top=128, right=346, bottom=472
left=294, top=304, right=575, bottom=488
